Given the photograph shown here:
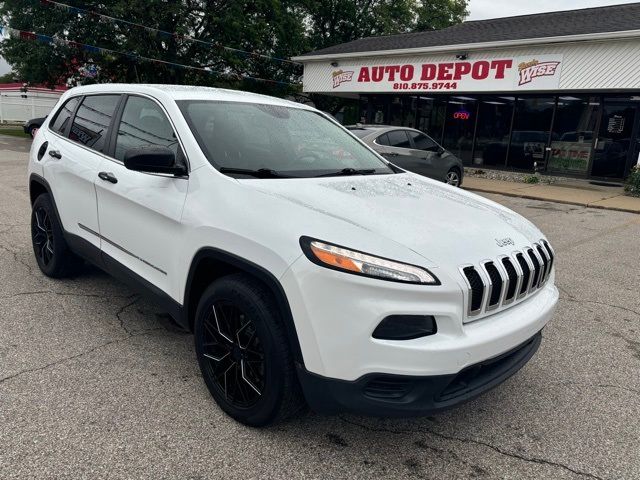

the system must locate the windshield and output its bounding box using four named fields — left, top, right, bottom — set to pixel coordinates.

left=178, top=101, right=394, bottom=178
